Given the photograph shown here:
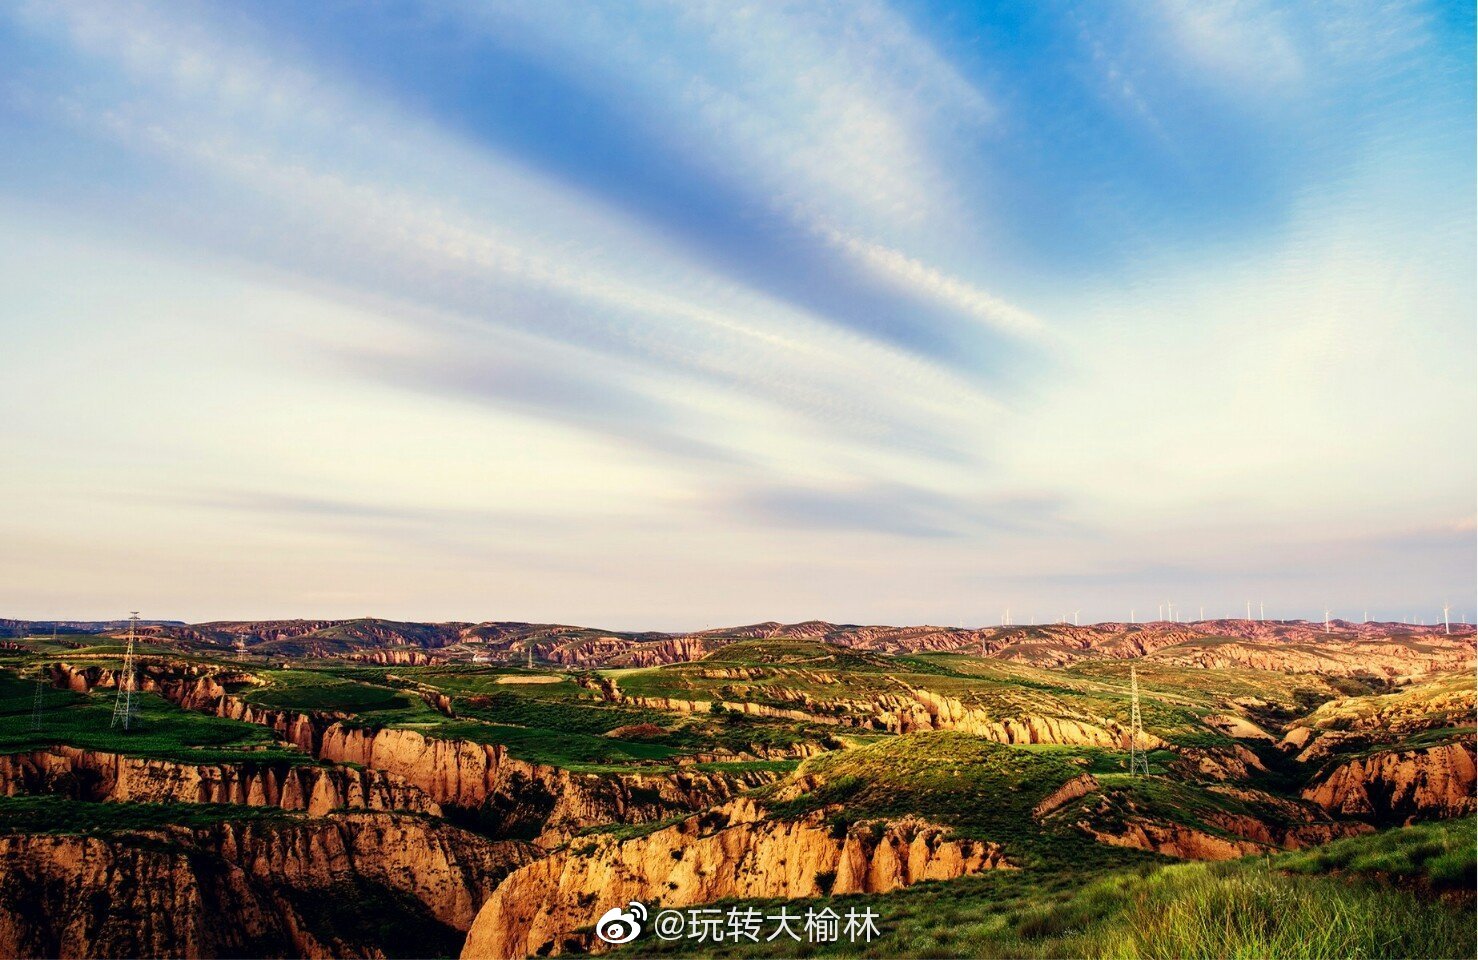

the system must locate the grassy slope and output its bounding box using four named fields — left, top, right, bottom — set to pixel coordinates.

left=608, top=643, right=1318, bottom=749
left=0, top=672, right=302, bottom=763
left=230, top=663, right=802, bottom=771
left=242, top=669, right=416, bottom=714
left=0, top=793, right=294, bottom=833
left=622, top=819, right=1476, bottom=960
